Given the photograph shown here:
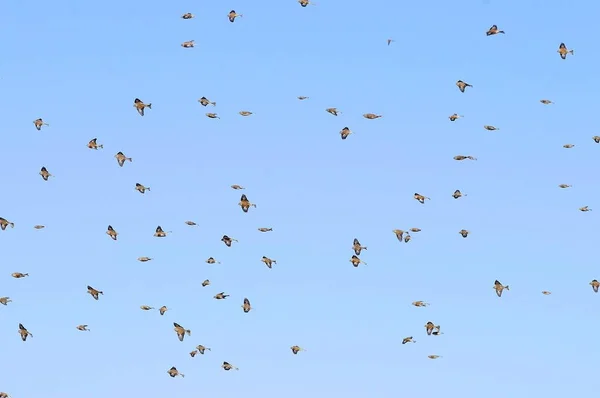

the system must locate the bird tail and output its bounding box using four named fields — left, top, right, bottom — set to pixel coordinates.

left=505, top=285, right=510, bottom=290
left=147, top=103, right=152, bottom=109
left=9, top=222, right=14, bottom=228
